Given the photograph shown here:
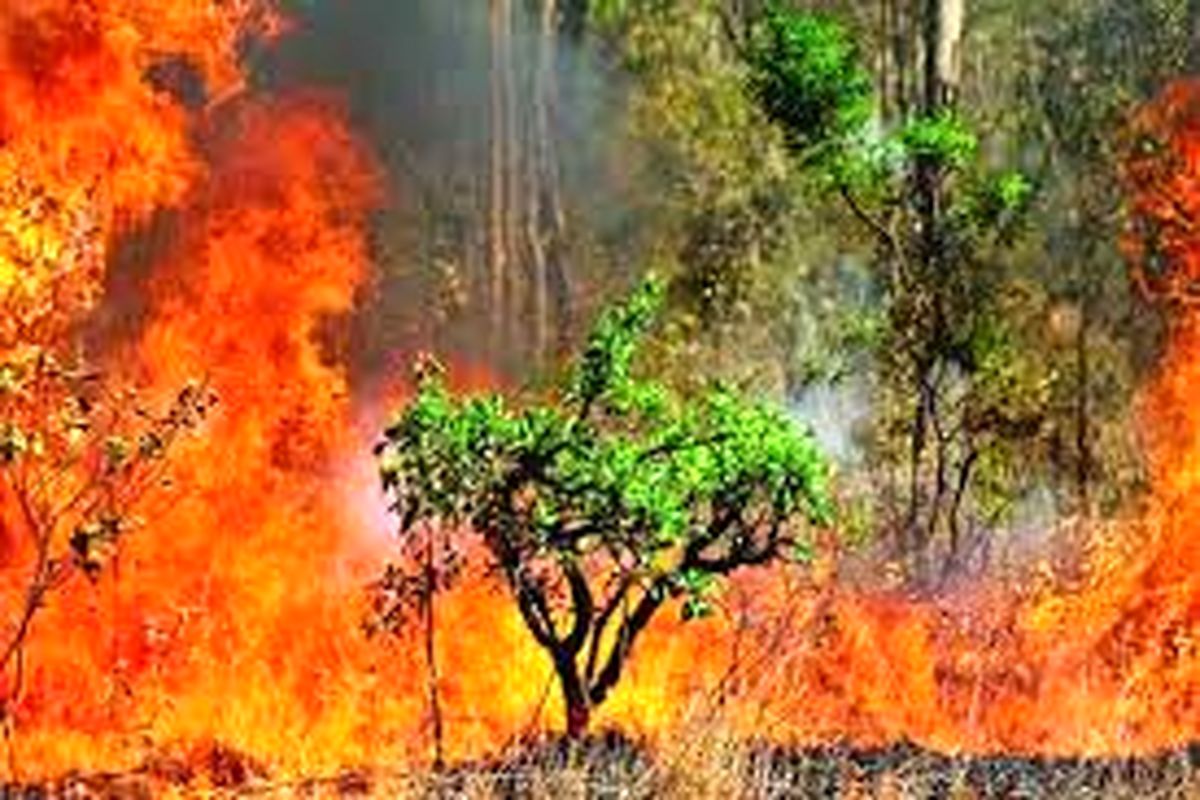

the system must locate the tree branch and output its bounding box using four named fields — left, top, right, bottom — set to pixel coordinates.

left=690, top=514, right=786, bottom=574
left=510, top=567, right=559, bottom=649
left=561, top=558, right=593, bottom=655
left=585, top=569, right=636, bottom=686
left=838, top=182, right=904, bottom=264
left=589, top=576, right=668, bottom=706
